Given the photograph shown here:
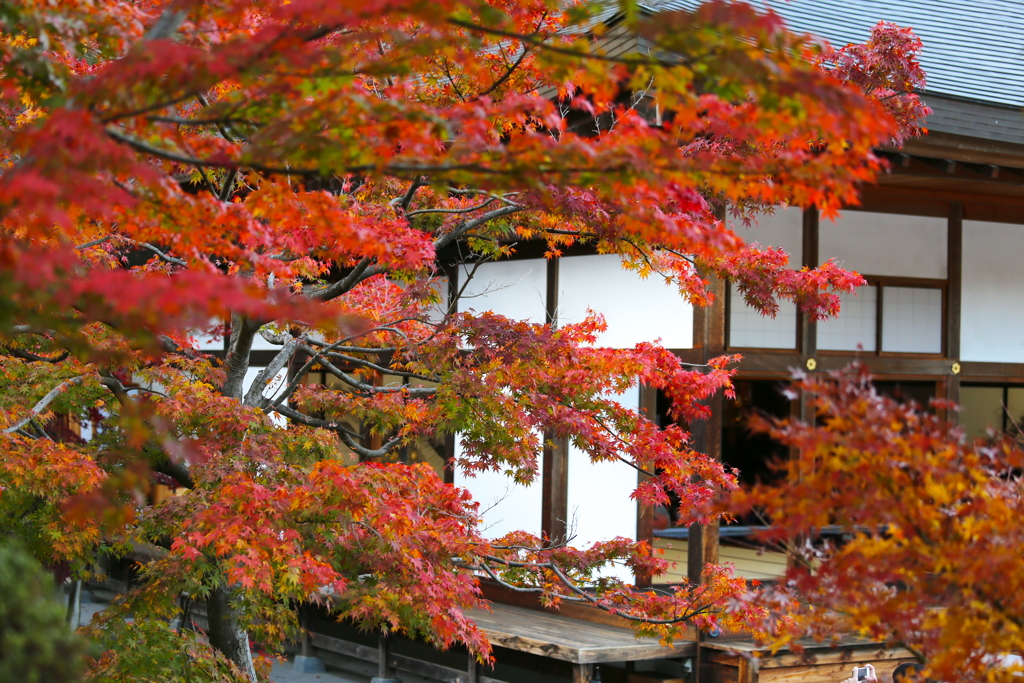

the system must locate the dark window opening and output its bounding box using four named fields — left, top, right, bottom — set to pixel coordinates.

left=873, top=380, right=937, bottom=408
left=722, top=380, right=792, bottom=525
